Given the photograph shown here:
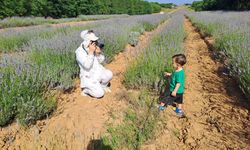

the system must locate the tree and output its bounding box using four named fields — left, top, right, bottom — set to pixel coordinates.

left=0, top=0, right=162, bottom=19
left=192, top=0, right=250, bottom=11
